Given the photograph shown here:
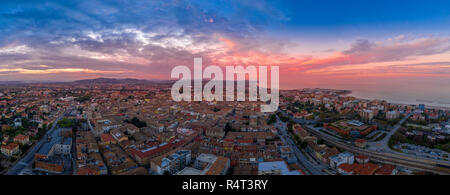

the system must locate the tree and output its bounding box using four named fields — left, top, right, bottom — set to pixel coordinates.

left=224, top=122, right=235, bottom=135
left=287, top=121, right=294, bottom=132
left=163, top=171, right=171, bottom=175
left=442, top=143, right=450, bottom=153
left=75, top=95, right=91, bottom=103
left=125, top=117, right=147, bottom=128
left=57, top=118, right=73, bottom=128
left=299, top=141, right=308, bottom=149
left=267, top=114, right=277, bottom=125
